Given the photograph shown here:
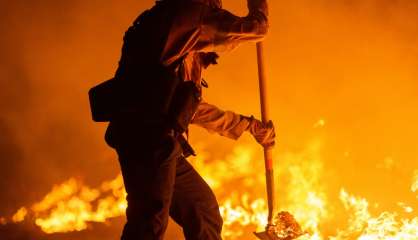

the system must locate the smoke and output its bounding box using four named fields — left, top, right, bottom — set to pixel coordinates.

left=0, top=0, right=417, bottom=238
left=0, top=0, right=154, bottom=214
left=205, top=0, right=418, bottom=212
left=0, top=3, right=36, bottom=215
